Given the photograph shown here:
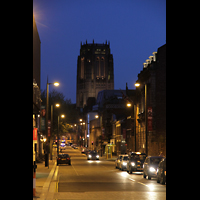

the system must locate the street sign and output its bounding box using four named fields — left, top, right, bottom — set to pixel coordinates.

left=33, top=128, right=37, bottom=140
left=41, top=105, right=46, bottom=130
